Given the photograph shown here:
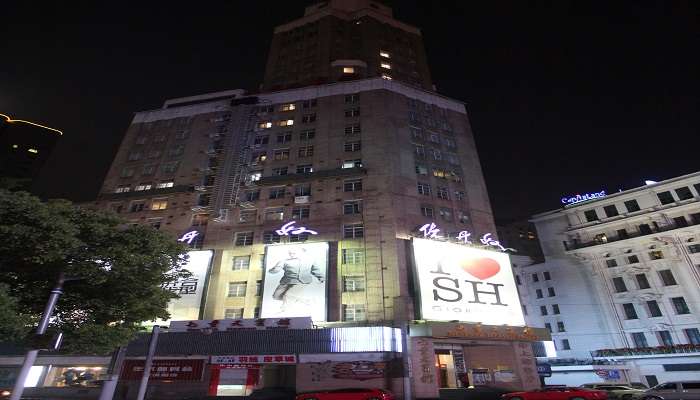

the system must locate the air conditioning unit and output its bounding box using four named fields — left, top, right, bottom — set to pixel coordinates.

left=194, top=185, right=207, bottom=192
left=213, top=209, right=229, bottom=223
left=239, top=201, right=256, bottom=209
left=294, top=196, right=310, bottom=204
